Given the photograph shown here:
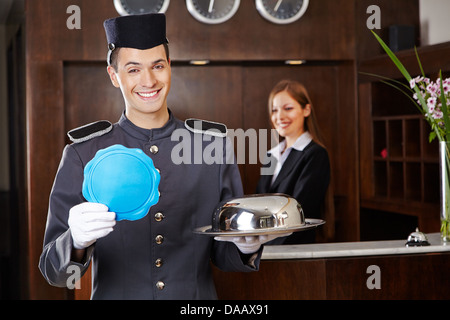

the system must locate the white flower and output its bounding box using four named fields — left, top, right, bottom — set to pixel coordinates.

left=443, top=83, right=450, bottom=95
left=427, top=97, right=437, bottom=111
left=410, top=76, right=425, bottom=89
left=427, top=82, right=439, bottom=97
left=432, top=109, right=443, bottom=120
